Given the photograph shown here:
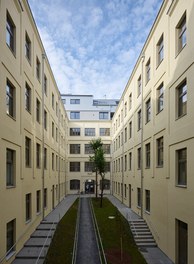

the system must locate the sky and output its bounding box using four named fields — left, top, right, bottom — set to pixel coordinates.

left=28, top=0, right=162, bottom=100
